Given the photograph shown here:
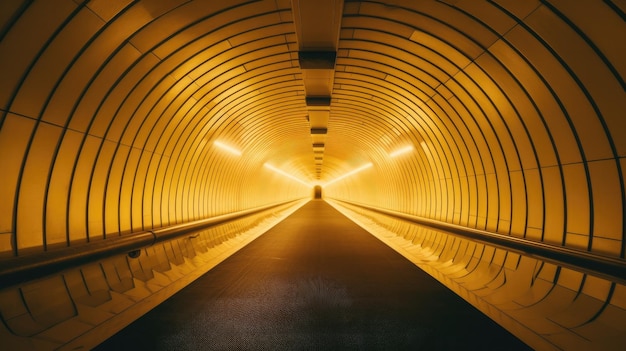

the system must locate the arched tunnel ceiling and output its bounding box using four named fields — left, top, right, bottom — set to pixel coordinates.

left=0, top=0, right=624, bottom=259
left=1, top=2, right=626, bottom=350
